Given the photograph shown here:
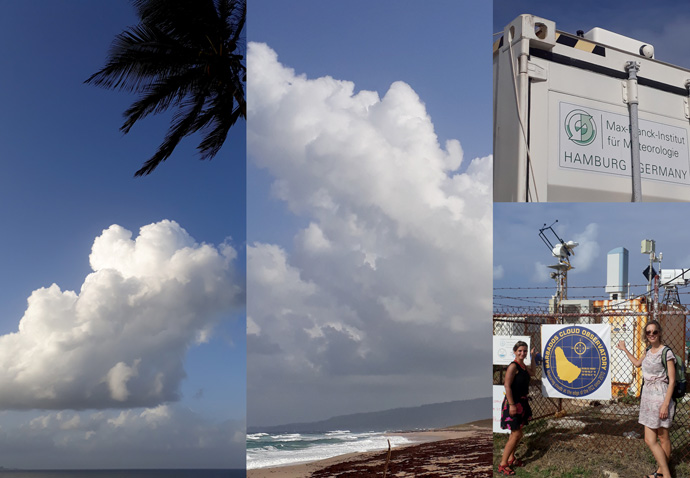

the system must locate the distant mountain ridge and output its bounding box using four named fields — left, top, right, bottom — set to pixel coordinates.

left=248, top=397, right=490, bottom=434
